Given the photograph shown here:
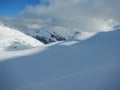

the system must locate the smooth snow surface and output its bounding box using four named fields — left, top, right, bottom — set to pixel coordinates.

left=0, top=46, right=47, bottom=61
left=0, top=23, right=44, bottom=52
left=0, top=29, right=120, bottom=90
